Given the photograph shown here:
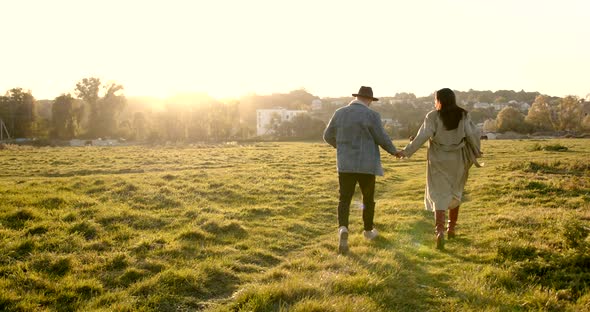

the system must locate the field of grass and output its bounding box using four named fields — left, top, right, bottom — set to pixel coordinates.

left=1, top=139, right=589, bottom=311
